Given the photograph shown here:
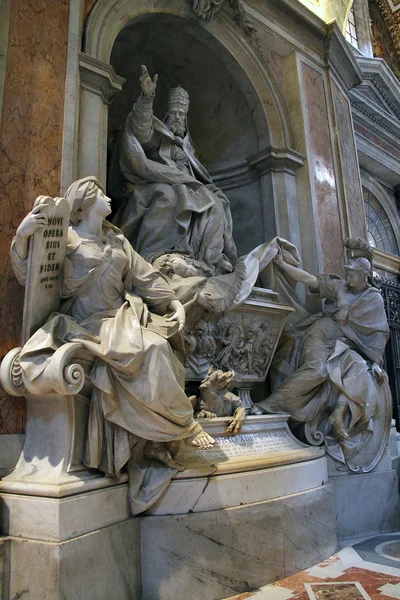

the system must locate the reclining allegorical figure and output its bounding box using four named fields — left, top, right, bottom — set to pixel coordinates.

left=10, top=176, right=215, bottom=514
left=258, top=241, right=392, bottom=471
